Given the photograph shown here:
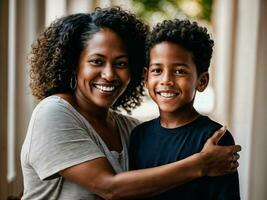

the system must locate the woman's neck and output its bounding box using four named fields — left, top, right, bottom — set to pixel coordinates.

left=56, top=92, right=122, bottom=151
left=57, top=92, right=110, bottom=123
